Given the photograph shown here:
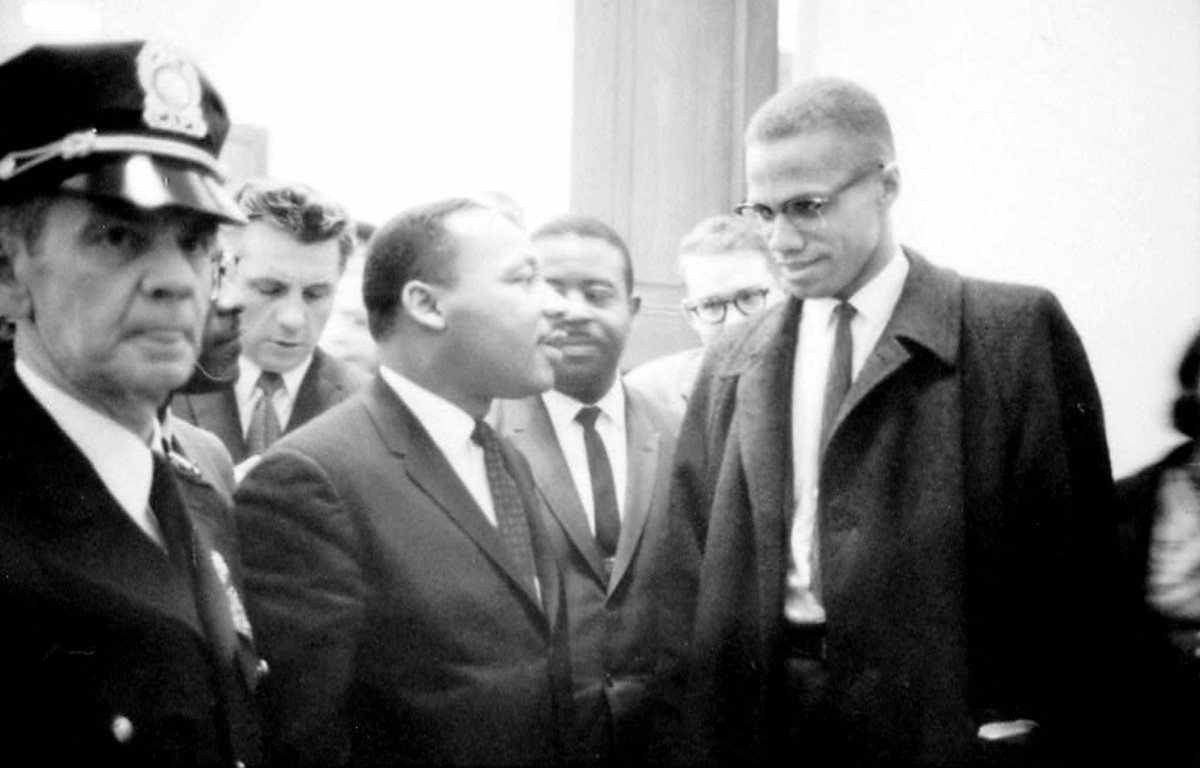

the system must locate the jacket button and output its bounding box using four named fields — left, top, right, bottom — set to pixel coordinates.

left=110, top=715, right=134, bottom=743
left=256, top=659, right=270, bottom=678
left=235, top=761, right=246, bottom=768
